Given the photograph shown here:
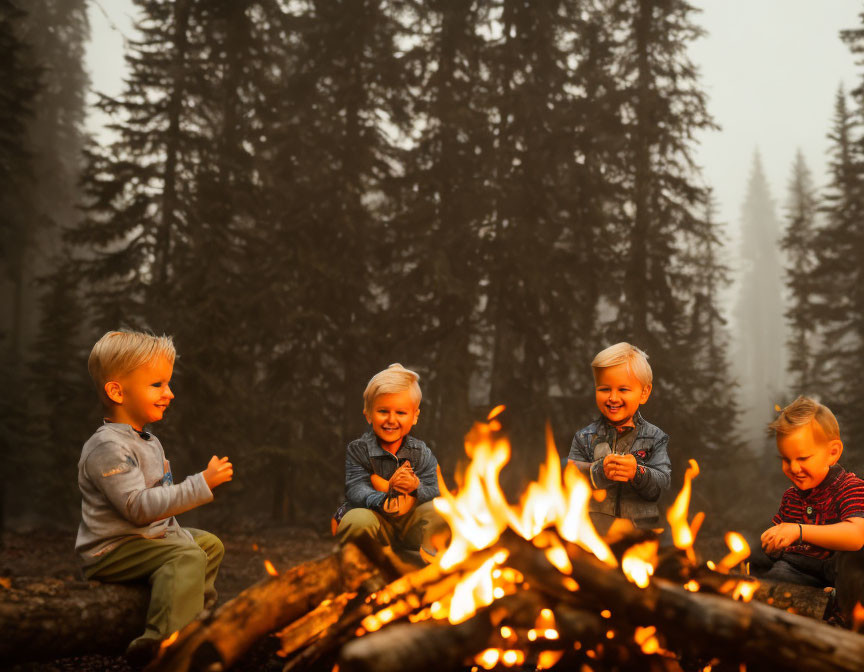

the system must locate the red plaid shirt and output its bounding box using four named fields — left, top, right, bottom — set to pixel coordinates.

left=772, top=465, right=864, bottom=559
